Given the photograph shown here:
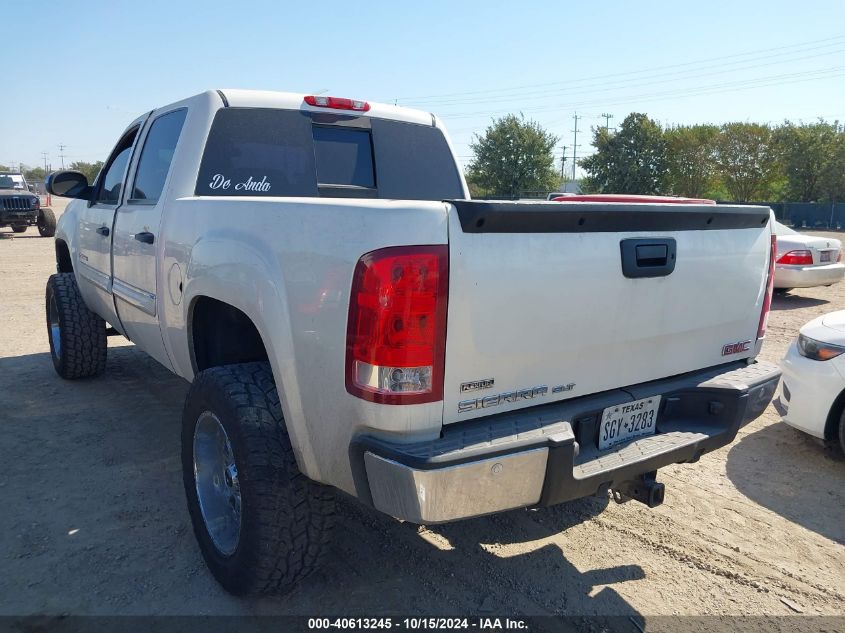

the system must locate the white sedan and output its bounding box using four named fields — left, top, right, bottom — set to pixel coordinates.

left=773, top=221, right=845, bottom=290
left=779, top=310, right=845, bottom=453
